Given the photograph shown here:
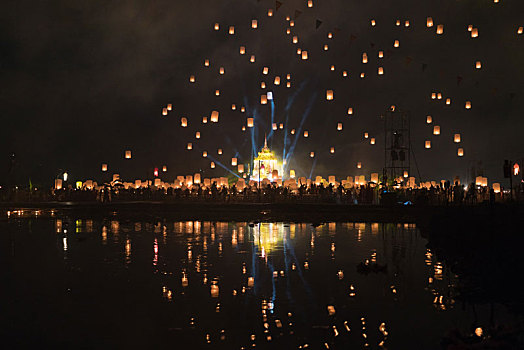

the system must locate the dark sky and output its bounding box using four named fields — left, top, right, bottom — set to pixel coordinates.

left=1, top=0, right=523, bottom=187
